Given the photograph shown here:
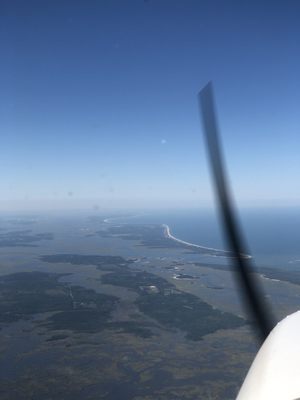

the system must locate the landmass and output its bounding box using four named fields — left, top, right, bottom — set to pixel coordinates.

left=1, top=215, right=300, bottom=400
left=40, top=253, right=245, bottom=340
left=96, top=223, right=235, bottom=257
